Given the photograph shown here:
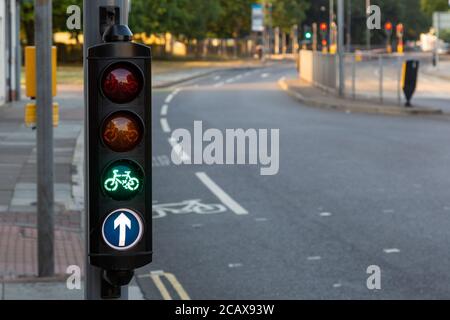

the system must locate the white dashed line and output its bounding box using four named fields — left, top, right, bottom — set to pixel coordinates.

left=165, top=94, right=175, bottom=104
left=214, top=82, right=224, bottom=88
left=261, top=73, right=270, bottom=78
left=255, top=218, right=268, bottom=222
left=319, top=212, right=332, bottom=217
left=160, top=118, right=171, bottom=133
left=307, top=256, right=322, bottom=261
left=161, top=104, right=169, bottom=116
left=333, top=283, right=343, bottom=288
left=228, top=263, right=243, bottom=268
left=214, top=76, right=221, bottom=81
left=195, top=172, right=248, bottom=215
left=235, top=74, right=243, bottom=80
left=225, top=78, right=235, bottom=84
left=383, top=248, right=400, bottom=254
